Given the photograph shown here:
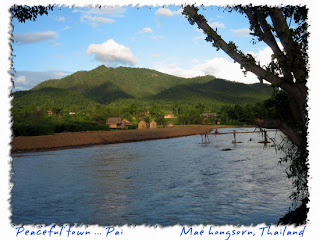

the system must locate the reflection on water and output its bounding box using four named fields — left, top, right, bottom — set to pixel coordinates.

left=11, top=128, right=292, bottom=225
